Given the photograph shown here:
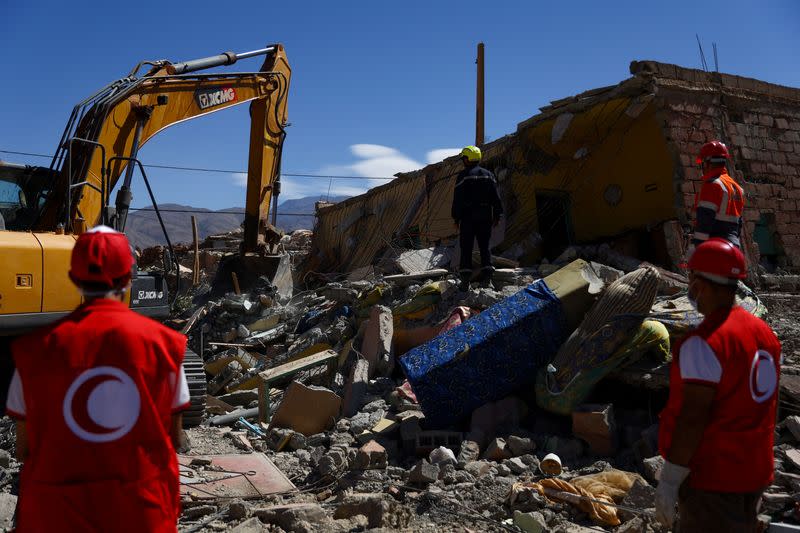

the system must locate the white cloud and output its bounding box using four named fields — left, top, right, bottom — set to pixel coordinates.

left=231, top=172, right=248, bottom=187
left=426, top=148, right=461, bottom=164
left=350, top=144, right=401, bottom=159
left=230, top=144, right=458, bottom=201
